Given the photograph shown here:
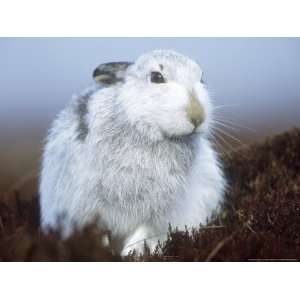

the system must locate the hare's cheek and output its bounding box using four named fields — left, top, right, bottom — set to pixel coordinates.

left=154, top=109, right=194, bottom=137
